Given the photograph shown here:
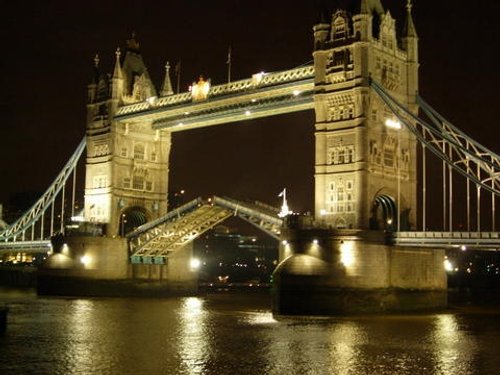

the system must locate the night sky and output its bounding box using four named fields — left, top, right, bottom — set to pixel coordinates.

left=1, top=0, right=500, bottom=217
